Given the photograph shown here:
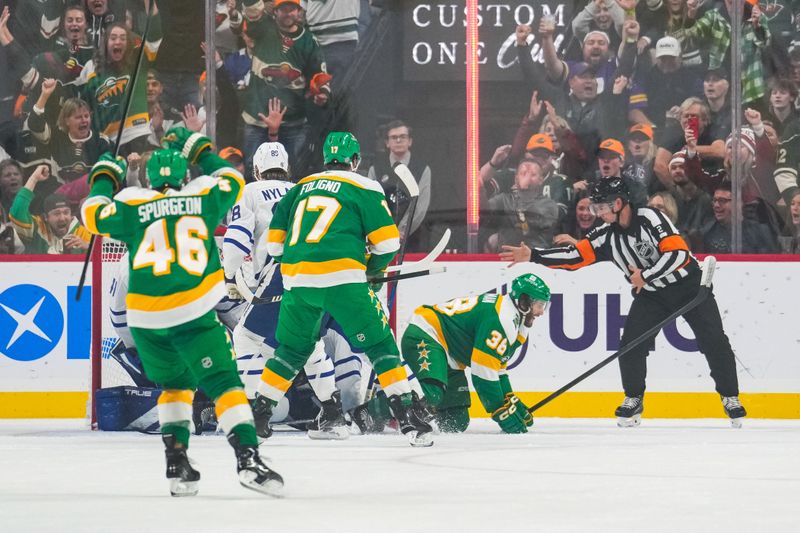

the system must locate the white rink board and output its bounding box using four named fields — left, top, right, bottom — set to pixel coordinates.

left=0, top=262, right=93, bottom=392
left=1, top=259, right=799, bottom=396
left=396, top=260, right=800, bottom=393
